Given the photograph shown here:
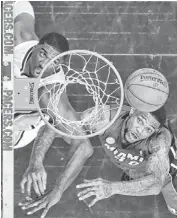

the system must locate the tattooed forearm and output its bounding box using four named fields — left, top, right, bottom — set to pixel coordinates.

left=112, top=174, right=161, bottom=196
left=103, top=182, right=113, bottom=198
left=112, top=156, right=169, bottom=196
left=112, top=131, right=171, bottom=197
left=29, top=125, right=56, bottom=166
